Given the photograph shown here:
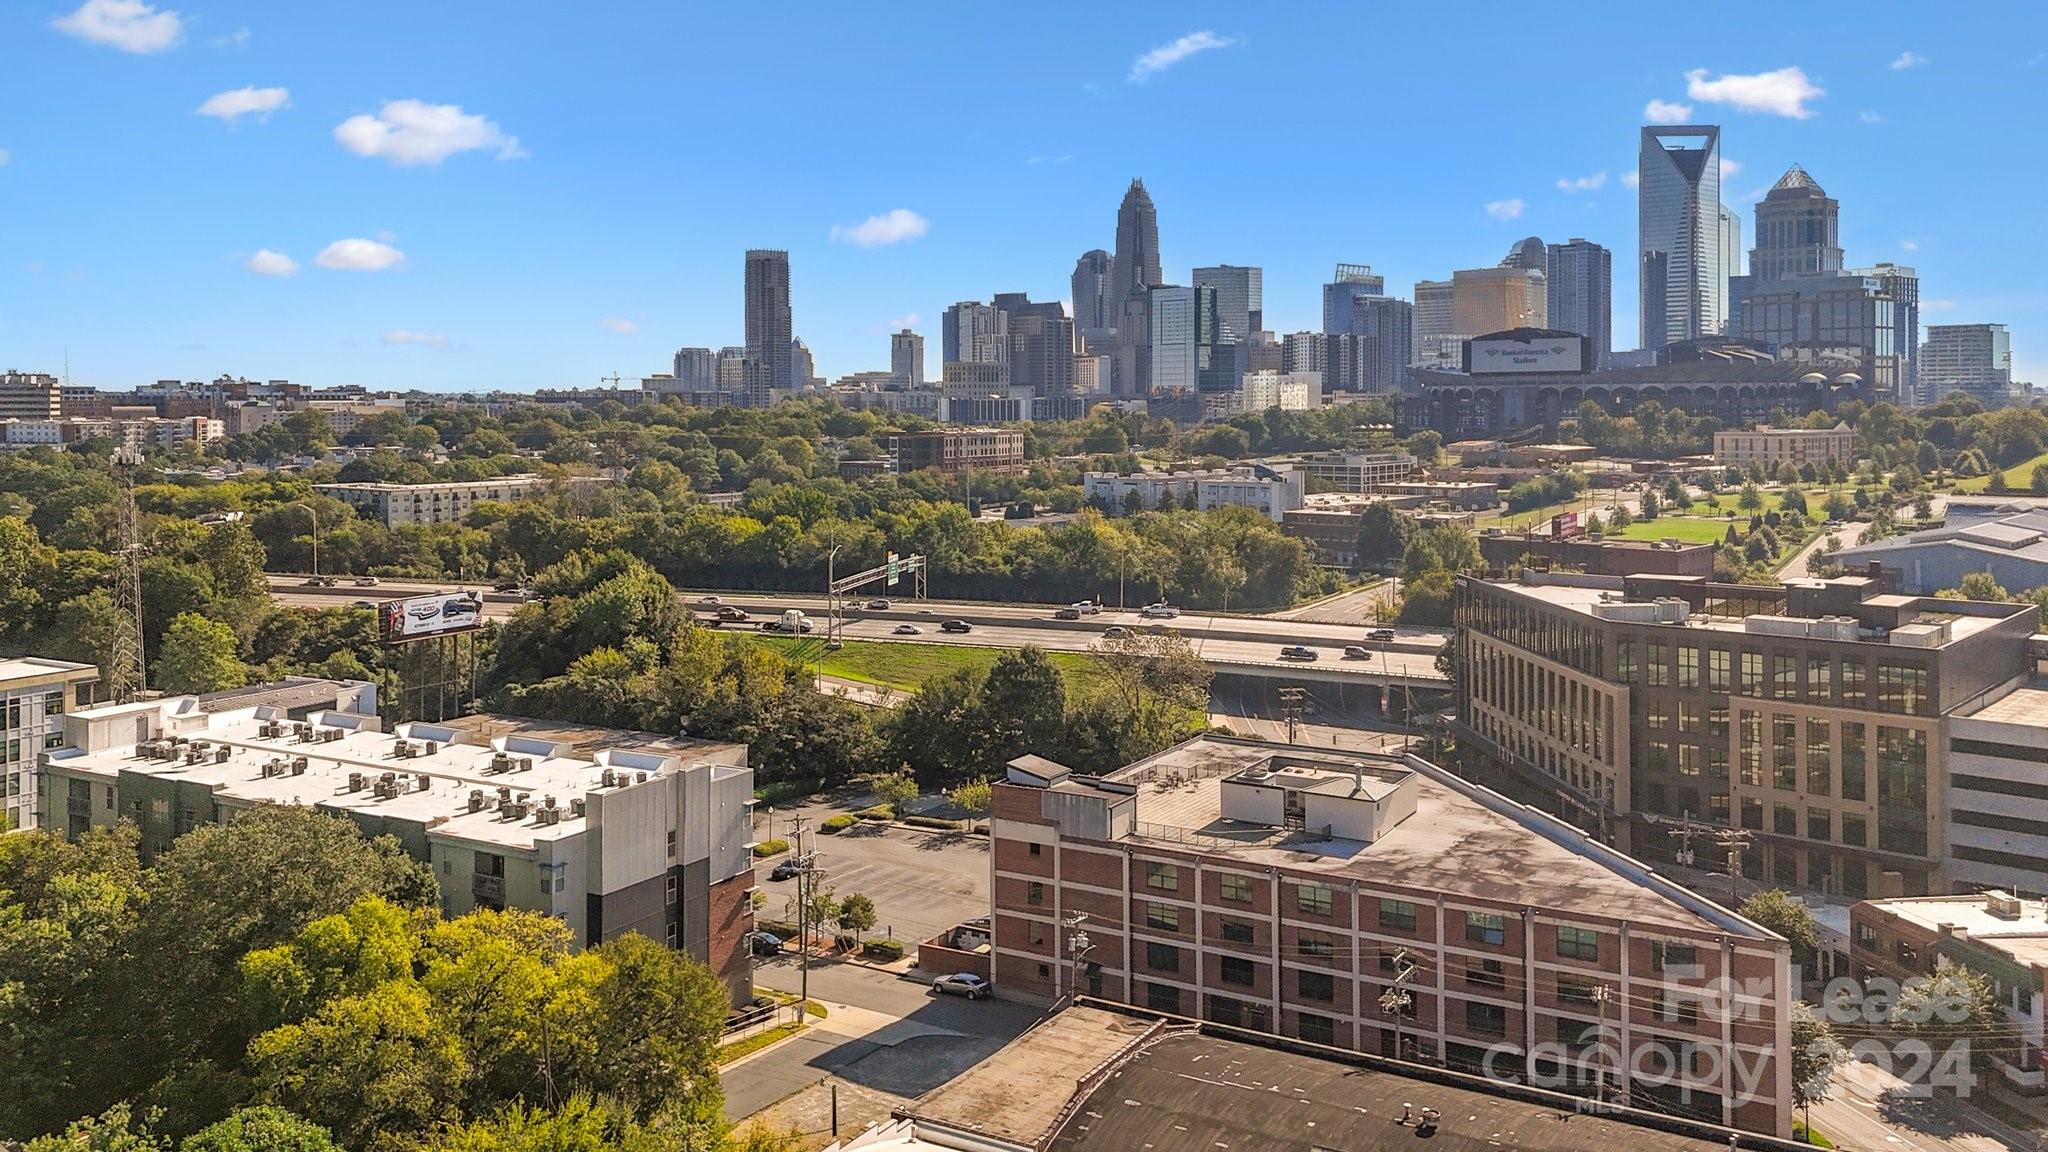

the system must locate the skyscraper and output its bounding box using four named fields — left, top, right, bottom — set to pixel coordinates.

left=743, top=249, right=793, bottom=403
left=1071, top=249, right=1113, bottom=335
left=891, top=329, right=925, bottom=385
left=1193, top=265, right=1263, bottom=343
left=1321, top=264, right=1387, bottom=335
left=1452, top=267, right=1546, bottom=334
left=1501, top=237, right=1547, bottom=274
left=673, top=347, right=718, bottom=388
left=1327, top=295, right=1414, bottom=393
left=1545, top=238, right=1613, bottom=366
left=1855, top=263, right=1921, bottom=401
left=1638, top=125, right=1726, bottom=351
left=1738, top=271, right=1914, bottom=397
left=943, top=301, right=1009, bottom=367
left=1148, top=285, right=1226, bottom=393
left=789, top=338, right=815, bottom=388
left=1413, top=279, right=1457, bottom=365
left=1750, top=165, right=1842, bottom=283
left=1922, top=324, right=2014, bottom=408
left=1000, top=299, right=1078, bottom=398
left=1110, top=180, right=1162, bottom=311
